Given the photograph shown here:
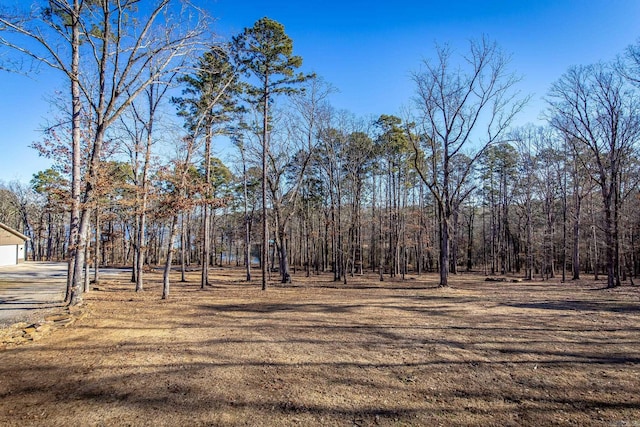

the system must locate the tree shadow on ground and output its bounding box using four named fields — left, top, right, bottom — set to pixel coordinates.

left=505, top=300, right=639, bottom=313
